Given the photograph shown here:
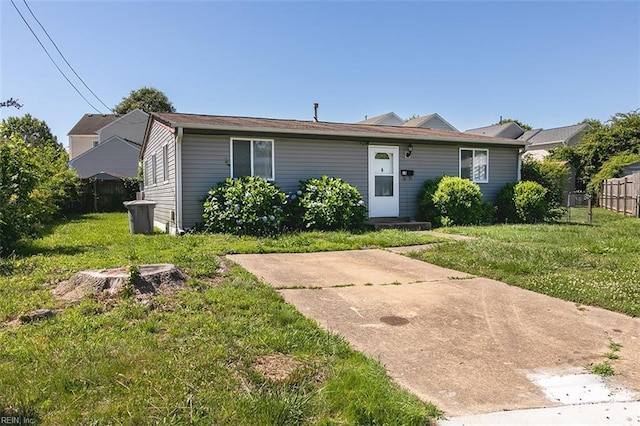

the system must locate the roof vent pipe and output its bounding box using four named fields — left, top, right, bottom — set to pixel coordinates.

left=313, top=103, right=319, bottom=122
